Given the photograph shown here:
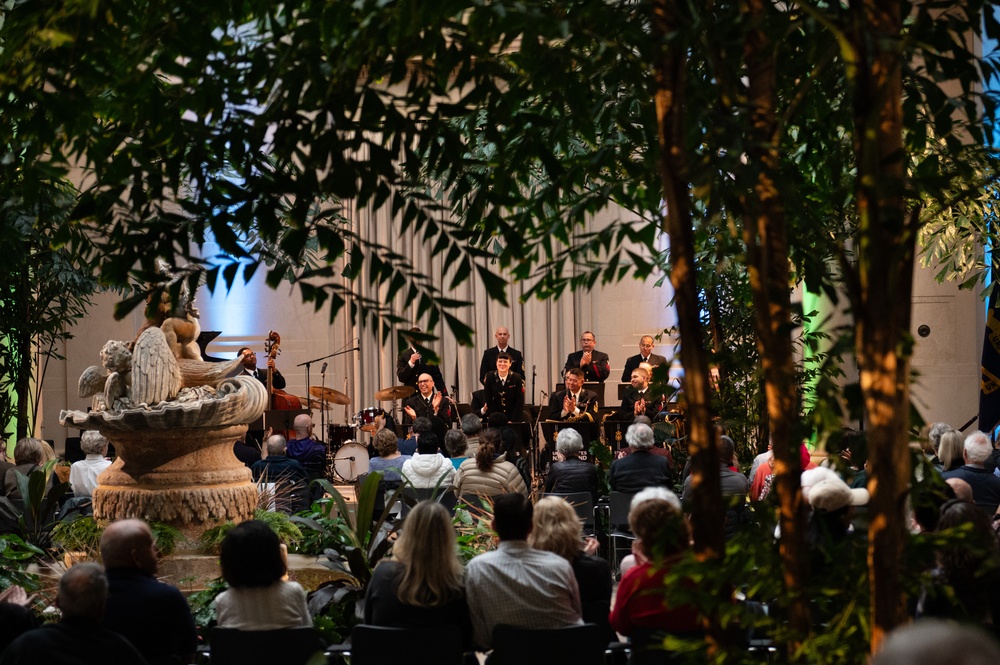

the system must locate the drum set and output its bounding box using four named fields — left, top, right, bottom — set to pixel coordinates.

left=302, top=383, right=416, bottom=484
